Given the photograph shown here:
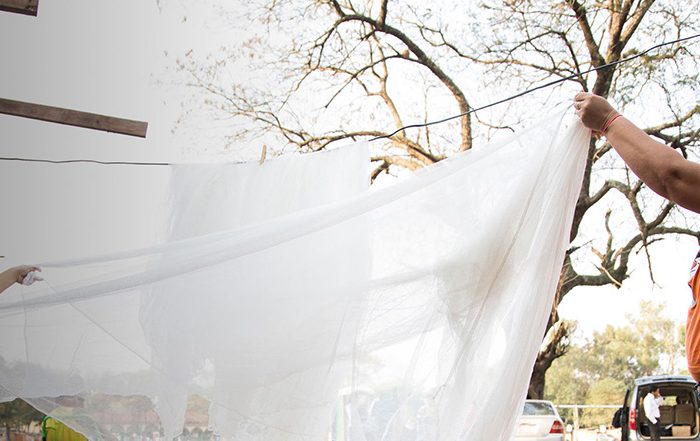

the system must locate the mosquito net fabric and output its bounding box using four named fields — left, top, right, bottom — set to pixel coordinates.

left=0, top=109, right=589, bottom=441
